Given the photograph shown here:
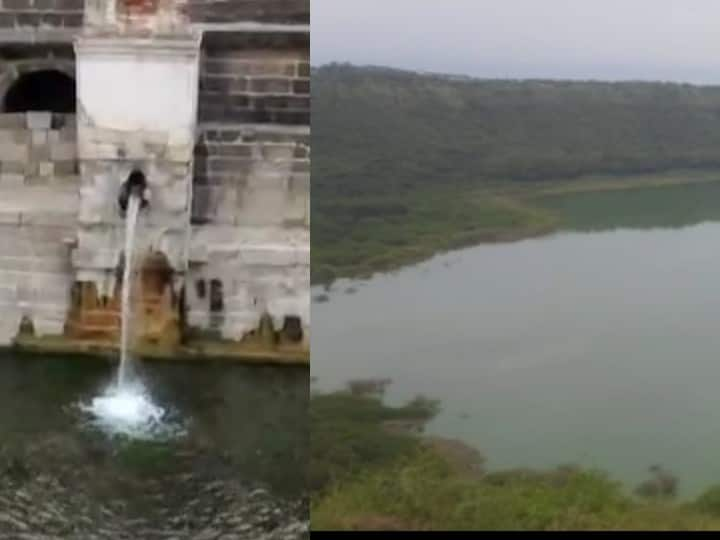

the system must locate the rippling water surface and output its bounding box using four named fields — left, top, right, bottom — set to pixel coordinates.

left=0, top=354, right=308, bottom=537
